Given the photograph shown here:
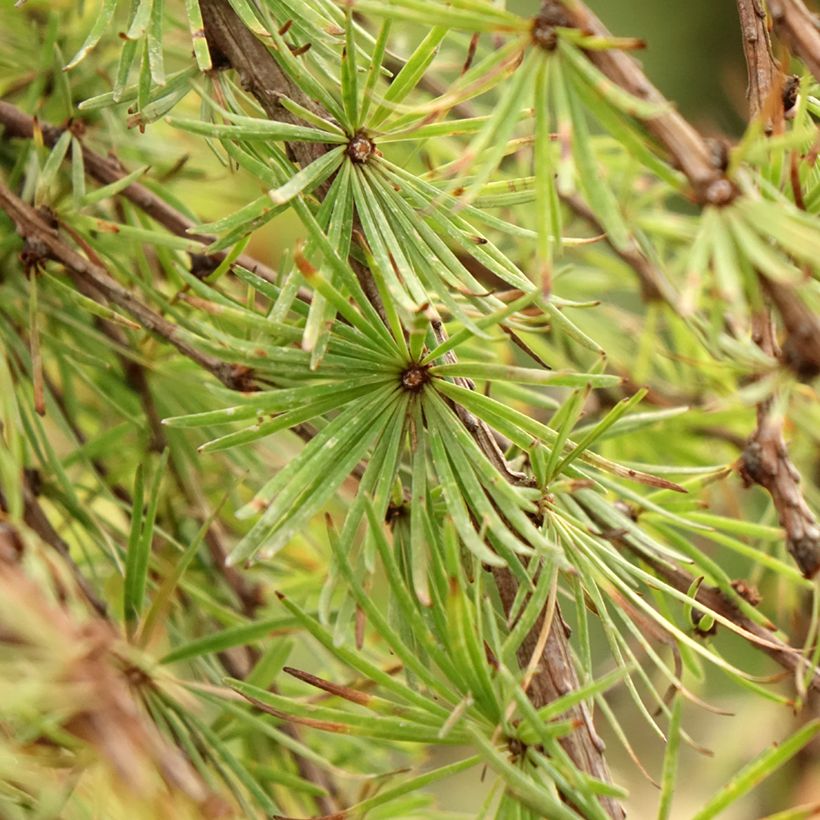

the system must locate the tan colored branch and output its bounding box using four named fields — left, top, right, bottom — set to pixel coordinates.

left=740, top=409, right=820, bottom=578
left=736, top=0, right=781, bottom=124
left=0, top=178, right=332, bottom=478
left=742, top=311, right=820, bottom=577
left=494, top=565, right=625, bottom=819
